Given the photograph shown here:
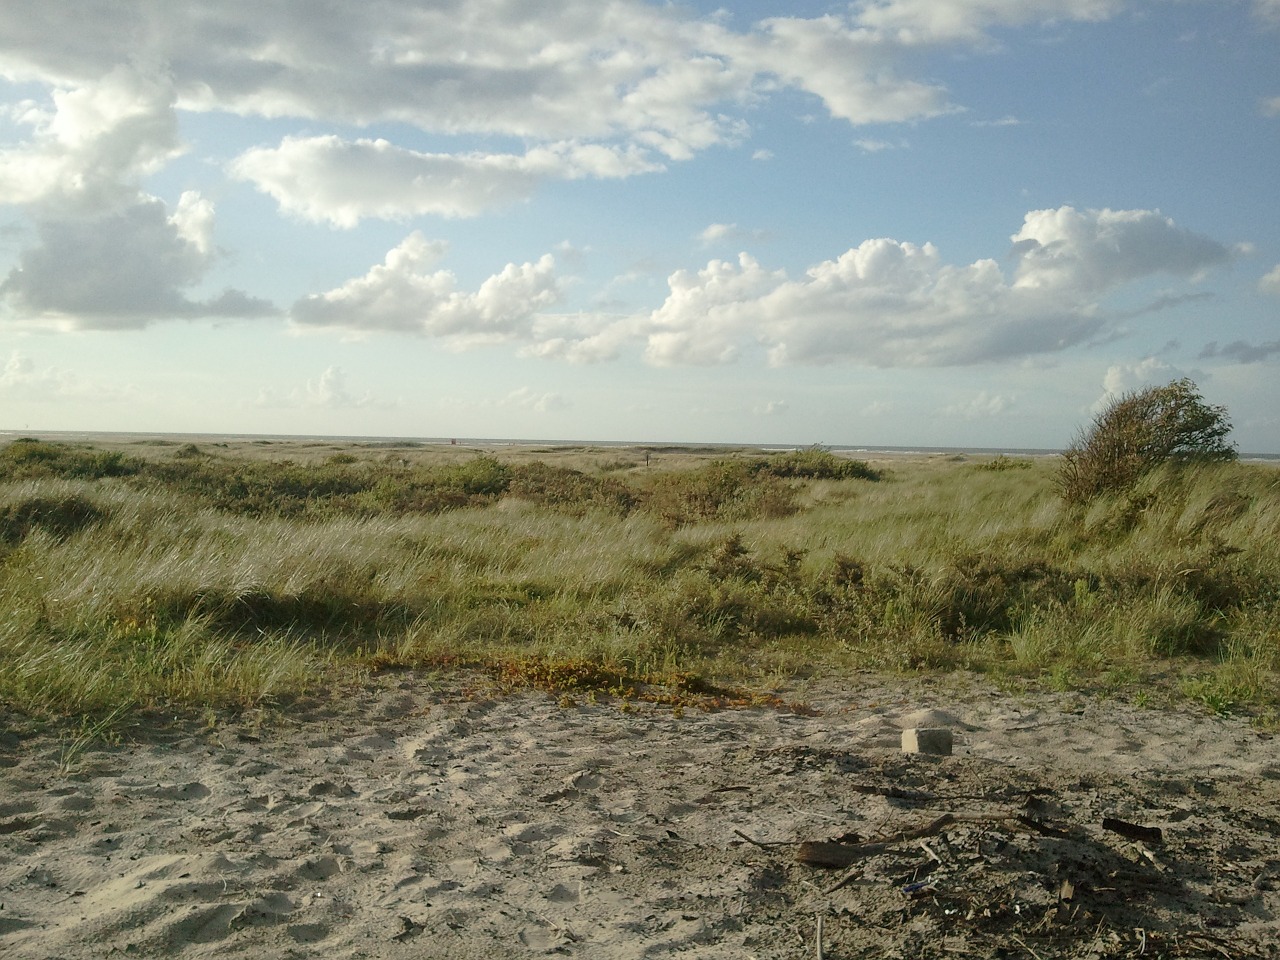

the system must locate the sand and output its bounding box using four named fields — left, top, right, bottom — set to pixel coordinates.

left=2, top=673, right=1278, bottom=959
